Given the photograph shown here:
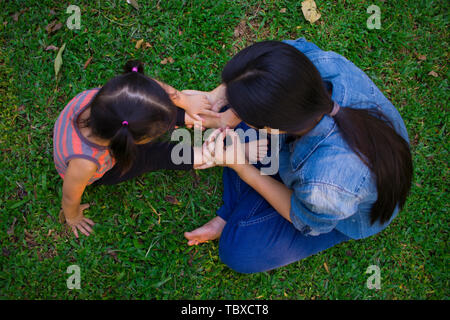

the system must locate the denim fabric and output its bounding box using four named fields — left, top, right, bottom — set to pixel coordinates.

left=277, top=38, right=410, bottom=239
left=217, top=122, right=351, bottom=273
left=218, top=164, right=350, bottom=274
